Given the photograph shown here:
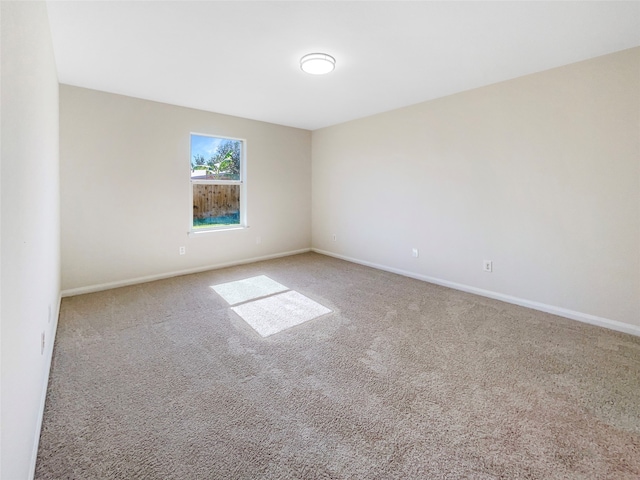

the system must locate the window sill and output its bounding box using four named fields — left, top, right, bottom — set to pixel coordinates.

left=188, top=225, right=248, bottom=236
